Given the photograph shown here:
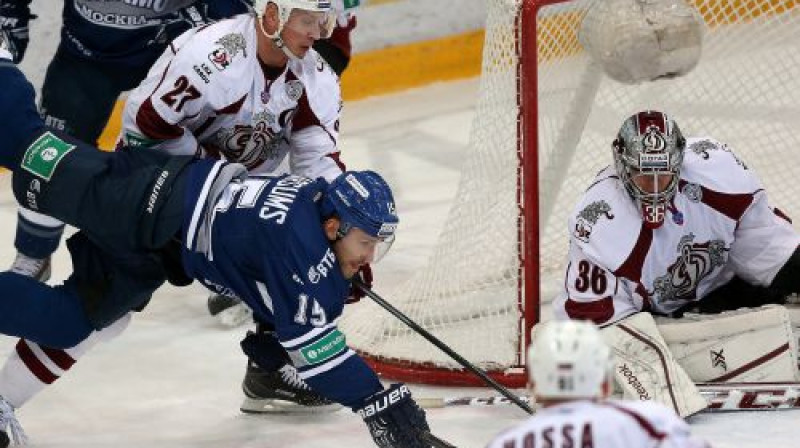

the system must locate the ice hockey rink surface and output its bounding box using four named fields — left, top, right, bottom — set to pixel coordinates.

left=1, top=78, right=799, bottom=447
